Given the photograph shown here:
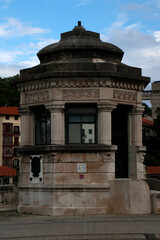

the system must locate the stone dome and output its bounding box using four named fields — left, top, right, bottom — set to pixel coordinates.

left=19, top=22, right=149, bottom=84
left=37, top=21, right=124, bottom=64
